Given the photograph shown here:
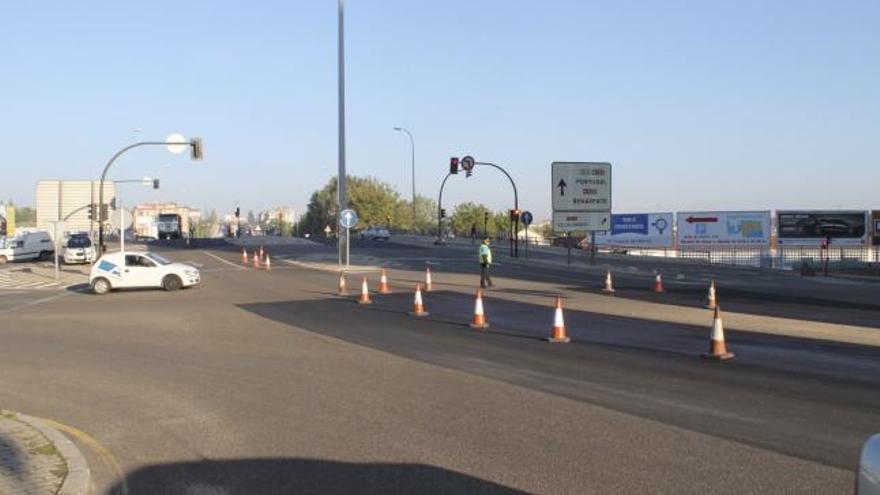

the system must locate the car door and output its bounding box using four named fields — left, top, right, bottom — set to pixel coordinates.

left=122, top=254, right=161, bottom=288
